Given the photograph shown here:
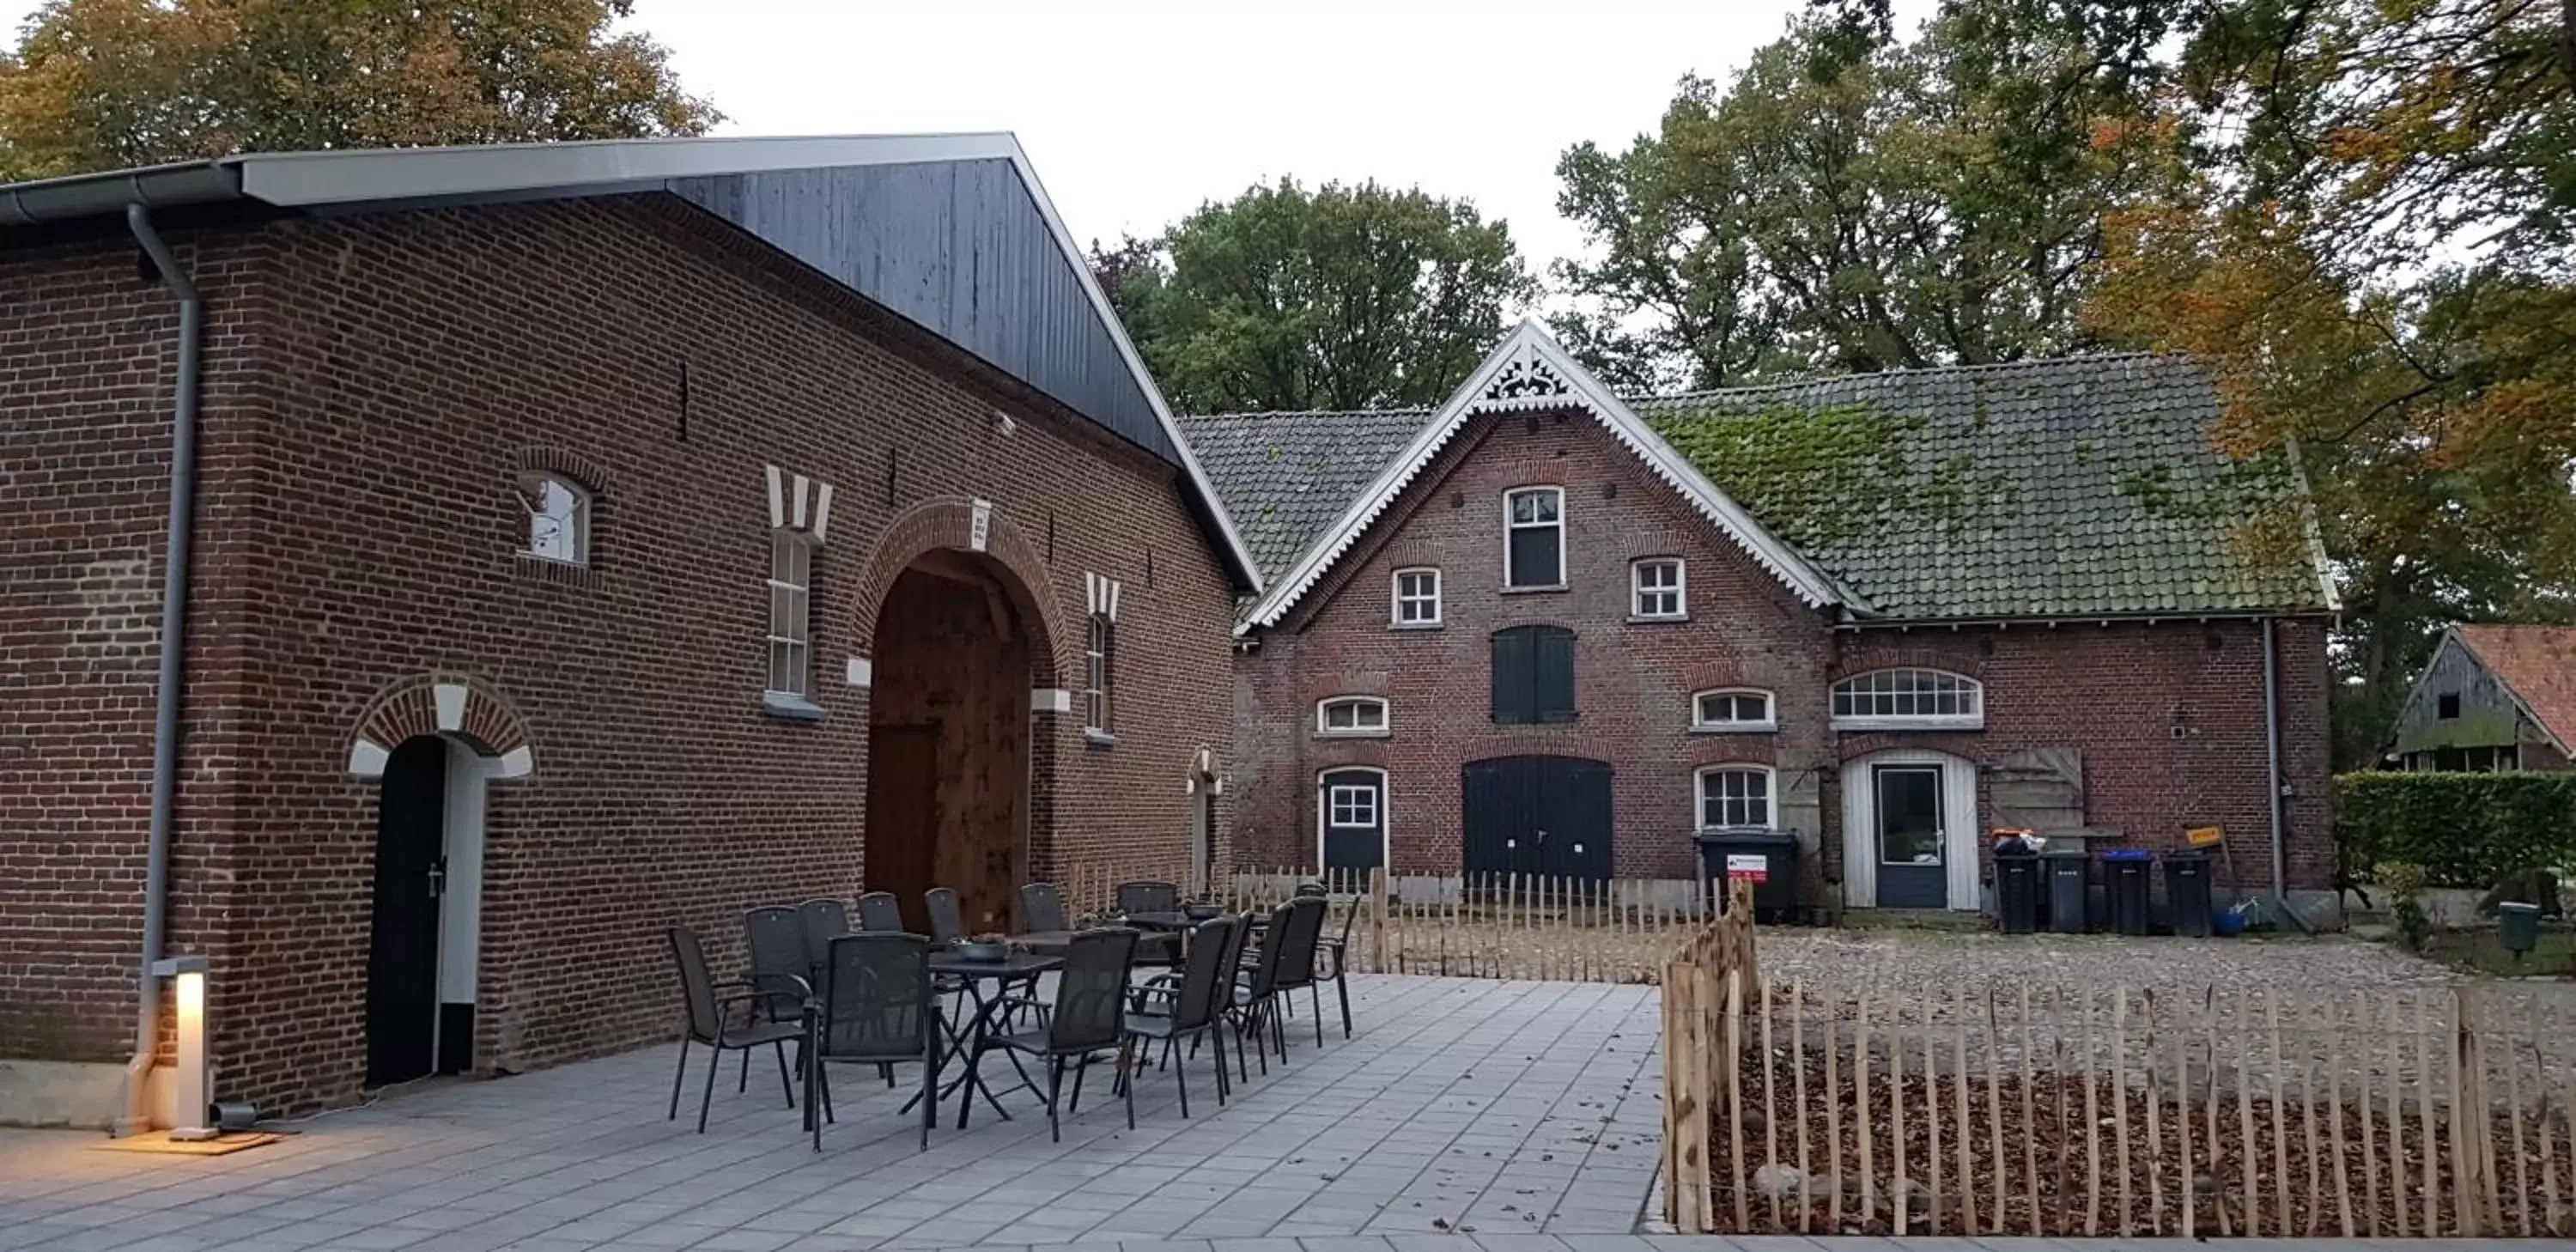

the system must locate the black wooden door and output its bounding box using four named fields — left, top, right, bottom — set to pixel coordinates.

left=367, top=736, right=447, bottom=1087
left=1462, top=756, right=1614, bottom=880
left=1319, top=769, right=1387, bottom=874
